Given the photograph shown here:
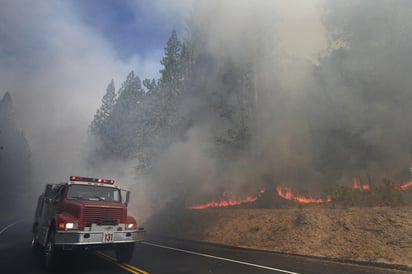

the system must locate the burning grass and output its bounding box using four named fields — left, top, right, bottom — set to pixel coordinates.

left=145, top=180, right=412, bottom=269
left=187, top=178, right=412, bottom=209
